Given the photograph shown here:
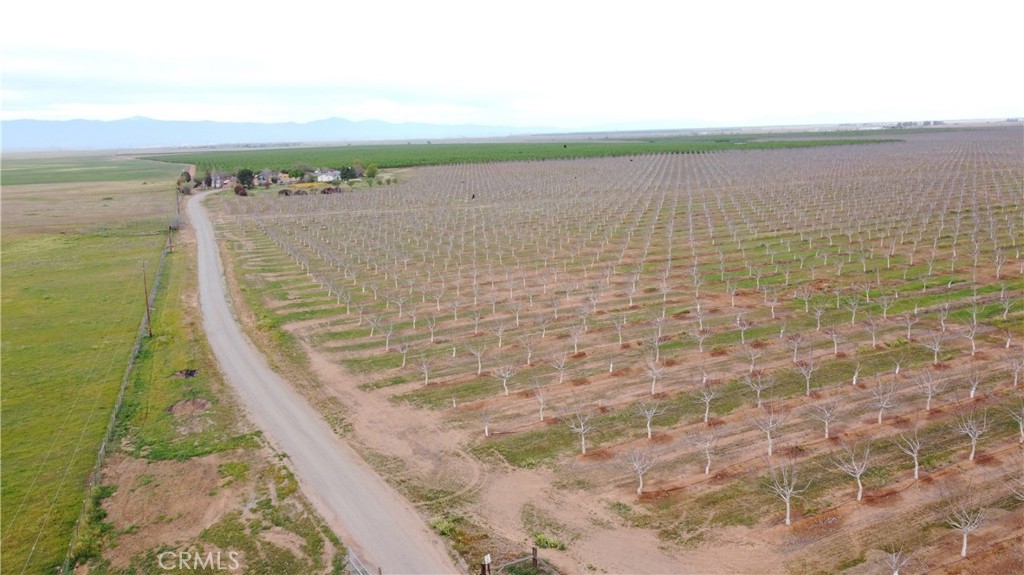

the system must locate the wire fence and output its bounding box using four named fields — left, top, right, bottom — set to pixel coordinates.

left=60, top=232, right=173, bottom=574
